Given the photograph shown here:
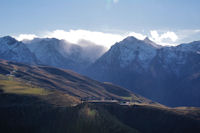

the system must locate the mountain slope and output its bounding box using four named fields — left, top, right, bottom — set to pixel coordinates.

left=0, top=74, right=139, bottom=133
left=0, top=59, right=153, bottom=104
left=0, top=36, right=106, bottom=72
left=0, top=59, right=200, bottom=133
left=0, top=36, right=38, bottom=64
left=85, top=37, right=200, bottom=107
left=25, top=38, right=88, bottom=71
left=25, top=38, right=105, bottom=72
left=95, top=36, right=159, bottom=69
